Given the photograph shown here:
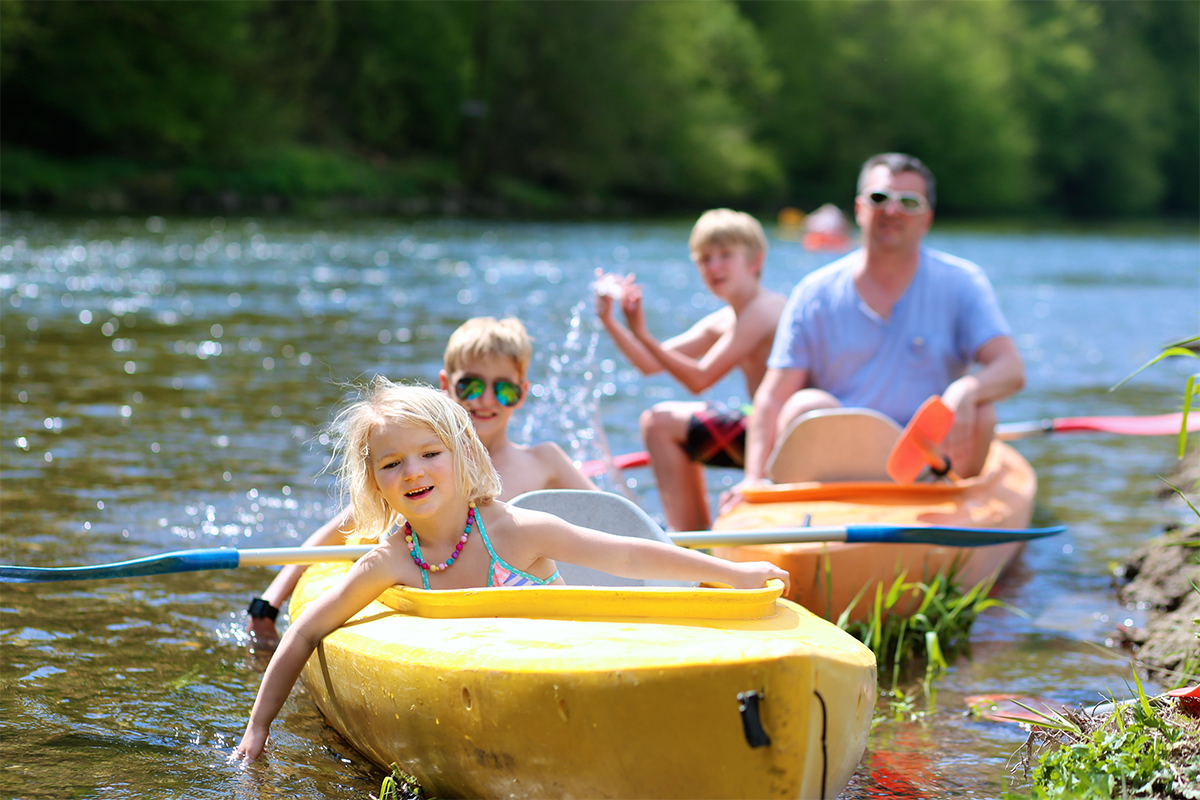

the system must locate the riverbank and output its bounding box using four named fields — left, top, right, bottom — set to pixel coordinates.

left=1114, top=447, right=1200, bottom=683
left=1116, top=521, right=1200, bottom=683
